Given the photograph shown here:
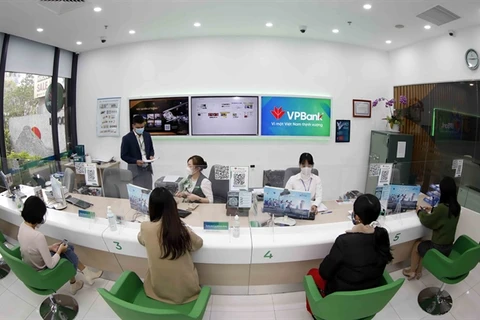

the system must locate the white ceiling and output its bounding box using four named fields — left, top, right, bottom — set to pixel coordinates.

left=0, top=0, right=479, bottom=53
